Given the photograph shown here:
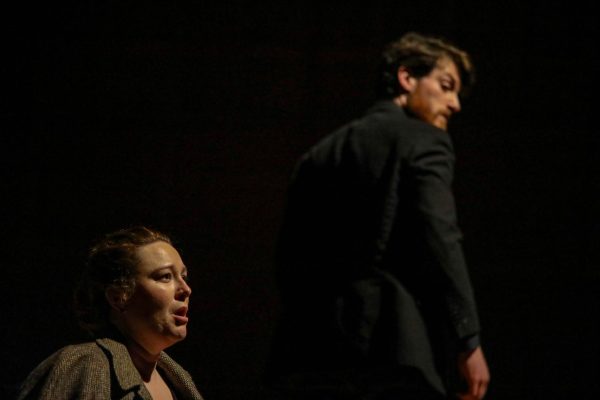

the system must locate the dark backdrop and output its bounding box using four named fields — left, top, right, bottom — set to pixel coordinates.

left=2, top=1, right=598, bottom=399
